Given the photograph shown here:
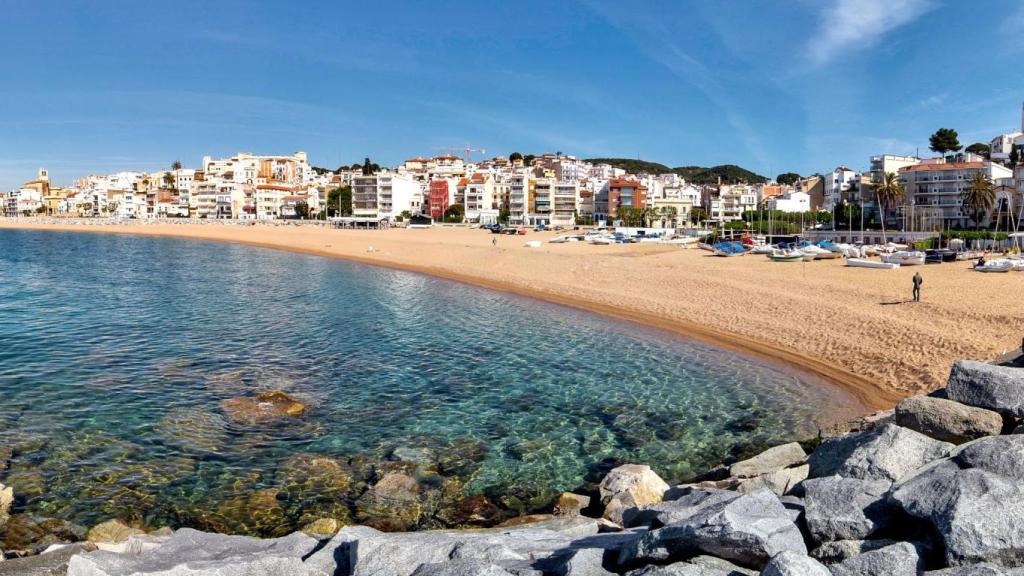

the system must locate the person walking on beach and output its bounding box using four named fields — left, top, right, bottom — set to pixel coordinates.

left=912, top=271, right=922, bottom=302
left=492, top=237, right=497, bottom=247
